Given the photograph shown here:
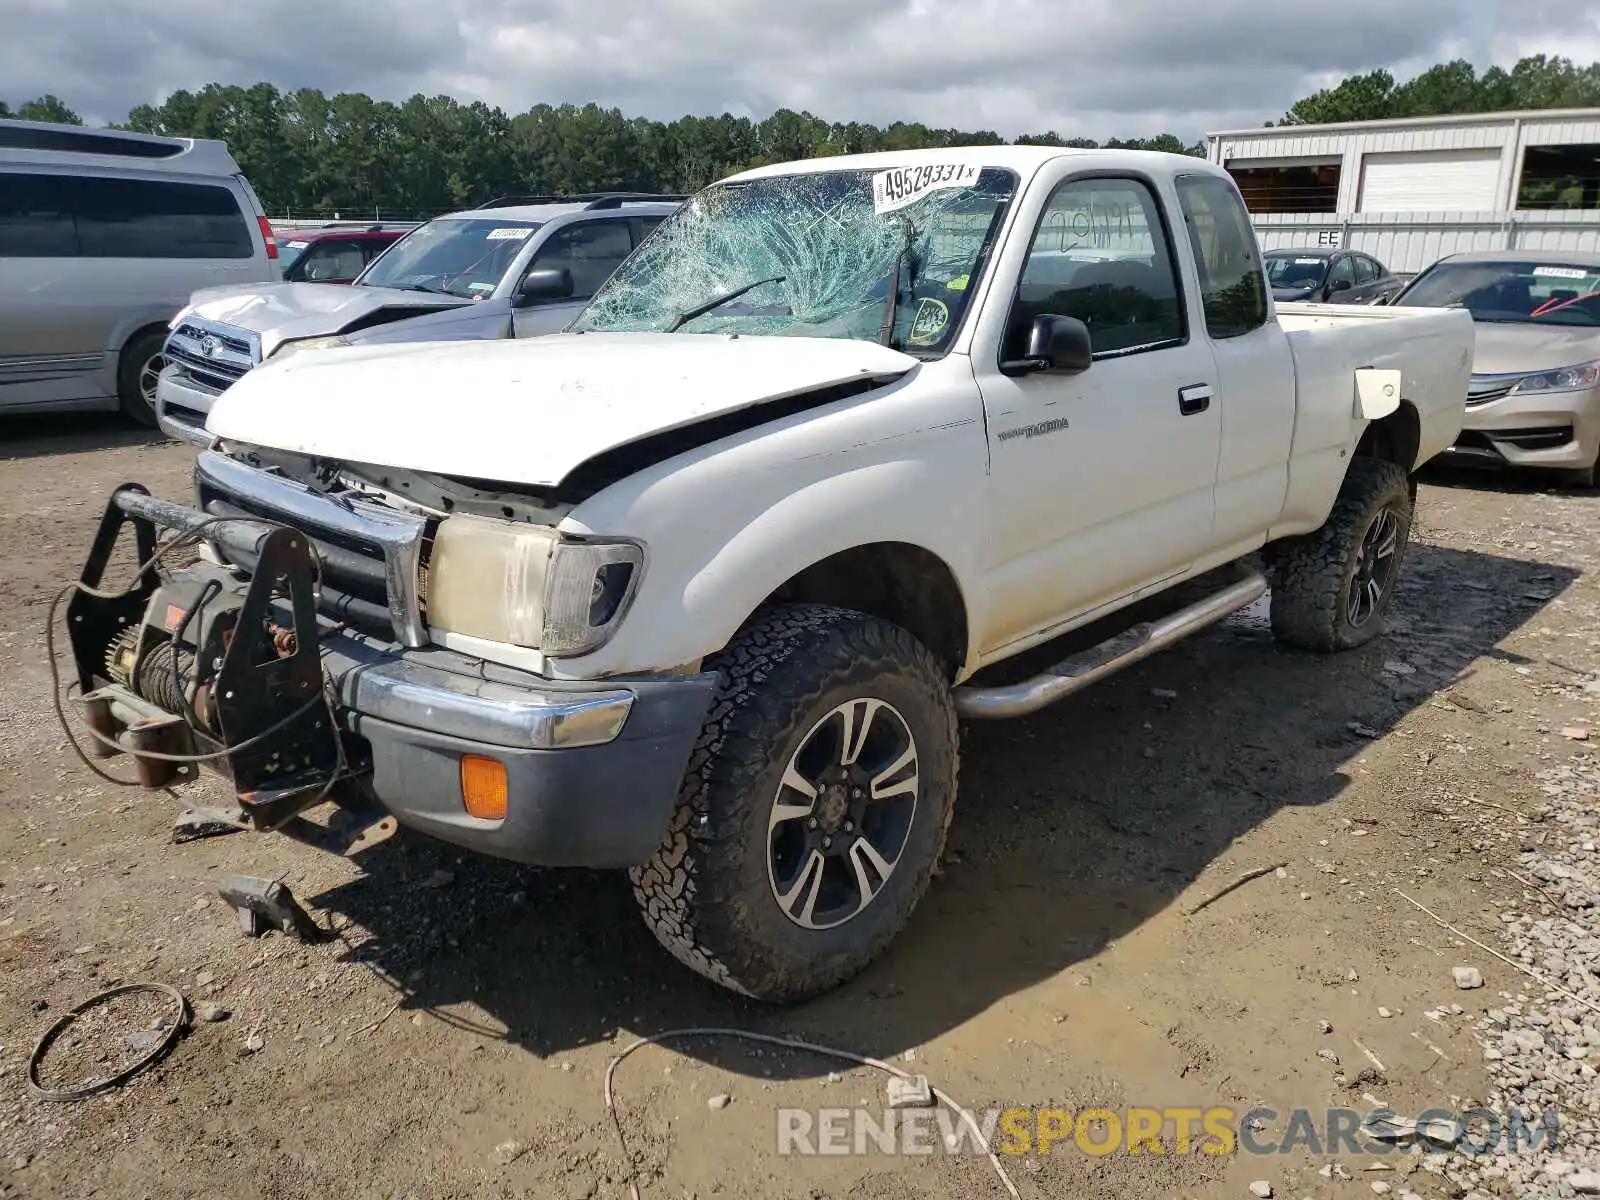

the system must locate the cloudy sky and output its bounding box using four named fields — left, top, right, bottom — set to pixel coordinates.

left=3, top=0, right=1599, bottom=140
